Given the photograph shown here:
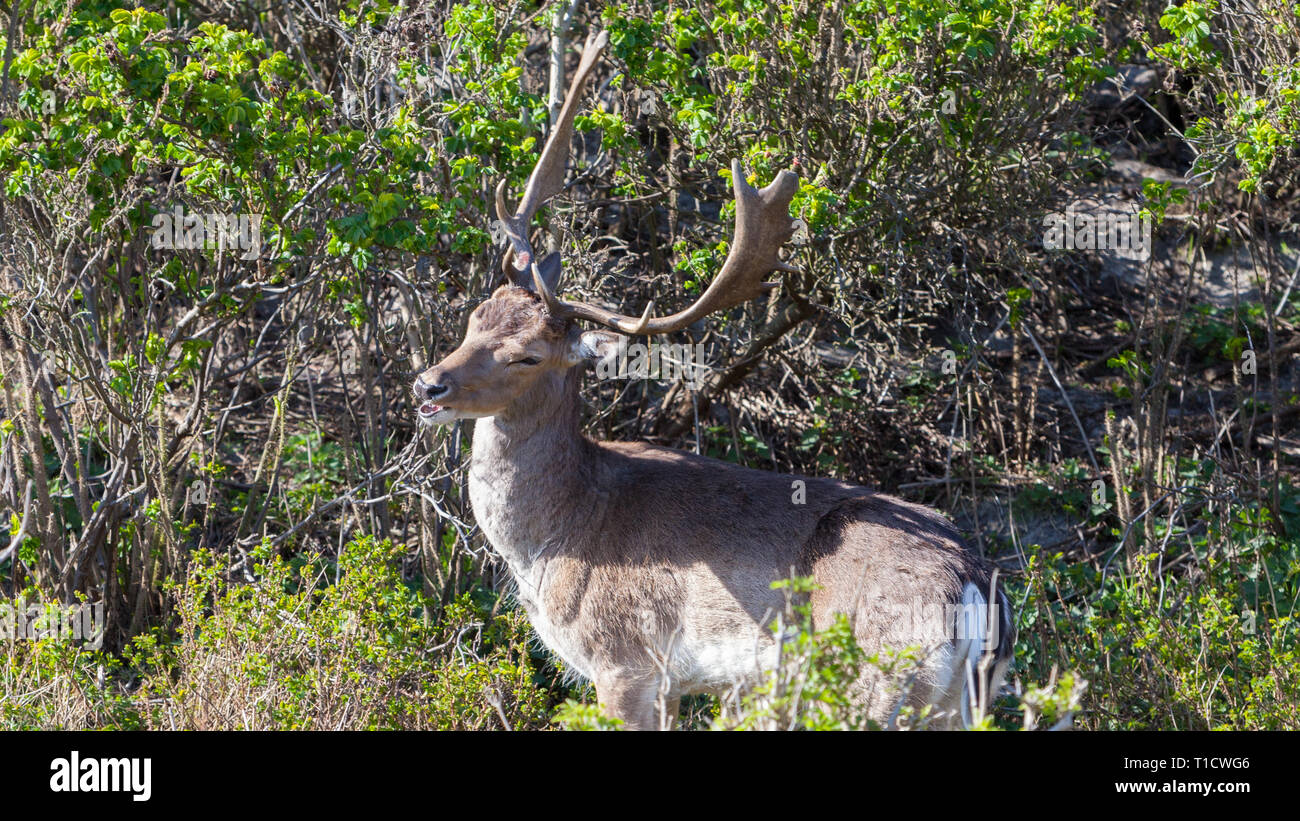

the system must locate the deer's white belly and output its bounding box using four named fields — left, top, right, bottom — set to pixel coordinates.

left=512, top=565, right=782, bottom=696
left=672, top=617, right=781, bottom=695
left=509, top=573, right=781, bottom=697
